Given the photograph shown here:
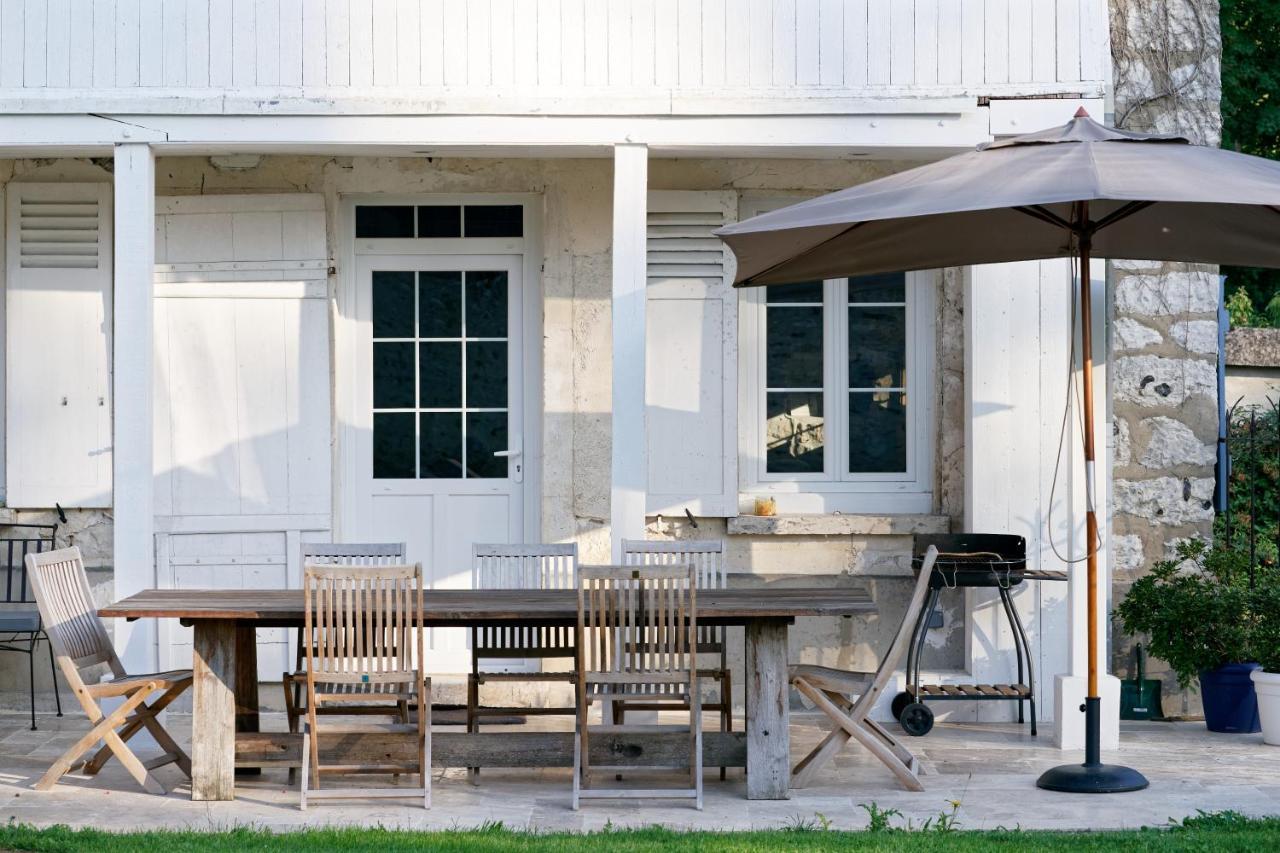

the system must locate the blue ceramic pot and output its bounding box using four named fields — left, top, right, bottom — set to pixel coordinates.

left=1198, top=662, right=1263, bottom=734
